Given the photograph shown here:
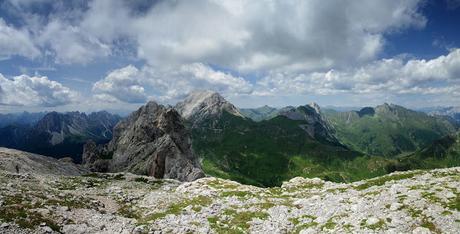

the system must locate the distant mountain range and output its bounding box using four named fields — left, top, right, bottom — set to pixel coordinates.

left=0, top=111, right=121, bottom=163
left=0, top=112, right=46, bottom=128
left=324, top=104, right=458, bottom=157
left=1, top=91, right=459, bottom=187
left=424, top=106, right=460, bottom=122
